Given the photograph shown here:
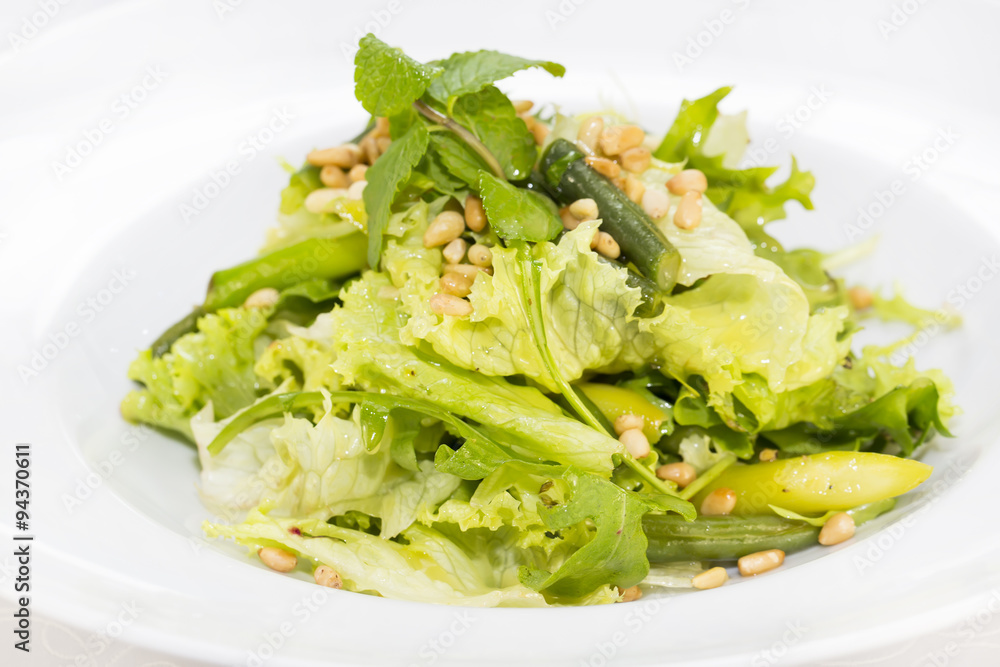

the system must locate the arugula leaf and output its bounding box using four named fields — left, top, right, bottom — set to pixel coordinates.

left=478, top=172, right=562, bottom=242
left=519, top=471, right=660, bottom=596
left=429, top=132, right=492, bottom=189
left=354, top=34, right=442, bottom=117
left=426, top=50, right=565, bottom=104
left=362, top=123, right=429, bottom=267
left=654, top=87, right=815, bottom=255
left=450, top=86, right=537, bottom=180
